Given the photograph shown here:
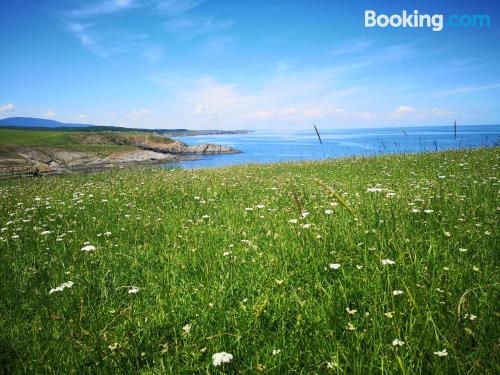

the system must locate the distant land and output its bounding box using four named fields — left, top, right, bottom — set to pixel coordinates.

left=0, top=117, right=249, bottom=136
left=0, top=127, right=240, bottom=177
